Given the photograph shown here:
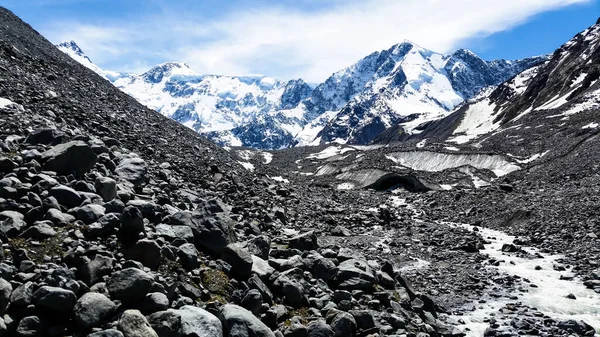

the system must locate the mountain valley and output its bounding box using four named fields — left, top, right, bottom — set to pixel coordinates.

left=0, top=6, right=599, bottom=337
